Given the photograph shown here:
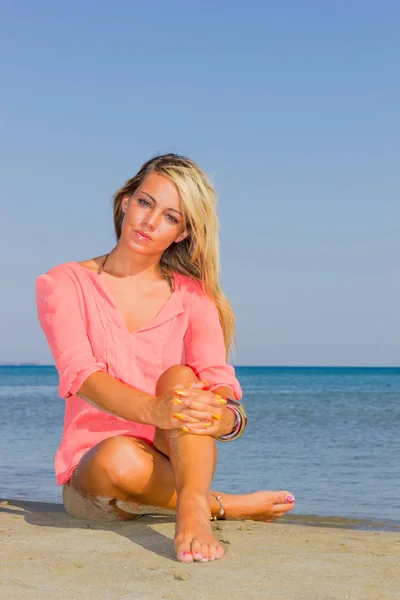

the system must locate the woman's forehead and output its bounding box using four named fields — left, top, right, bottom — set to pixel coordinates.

left=137, top=173, right=181, bottom=208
